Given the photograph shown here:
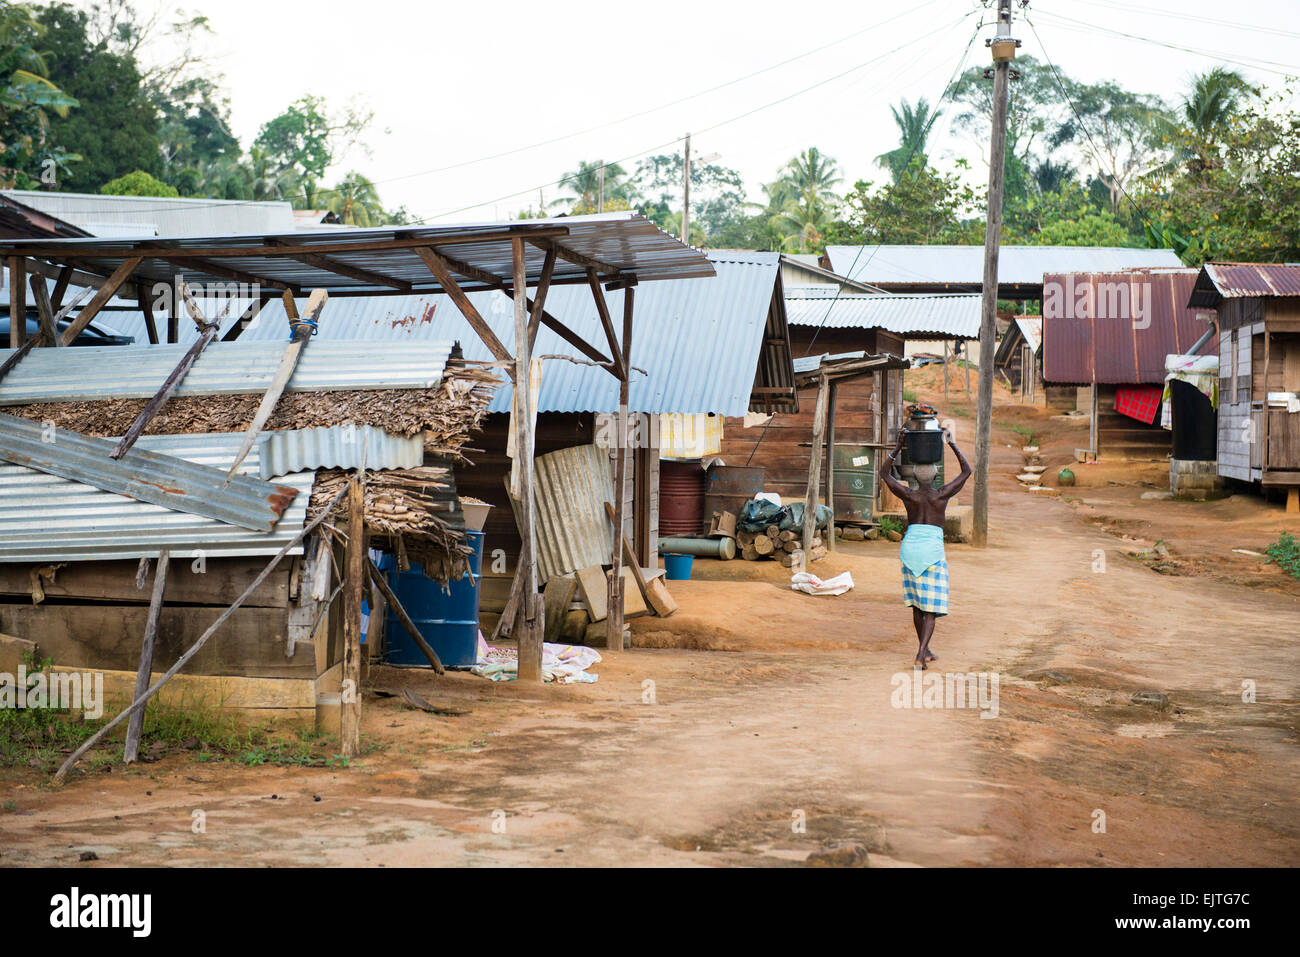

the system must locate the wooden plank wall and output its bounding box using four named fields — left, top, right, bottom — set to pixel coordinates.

left=1218, top=327, right=1254, bottom=480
